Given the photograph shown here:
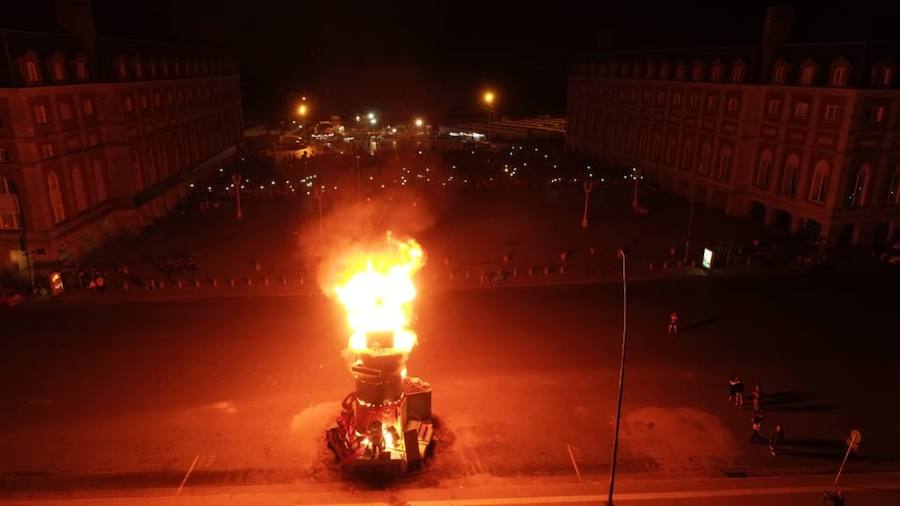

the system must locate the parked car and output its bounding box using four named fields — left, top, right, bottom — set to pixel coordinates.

left=0, top=288, right=23, bottom=307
